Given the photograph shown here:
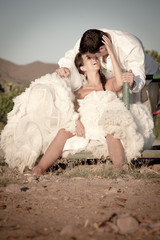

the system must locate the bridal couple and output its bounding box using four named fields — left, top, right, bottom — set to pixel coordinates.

left=1, top=28, right=158, bottom=174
